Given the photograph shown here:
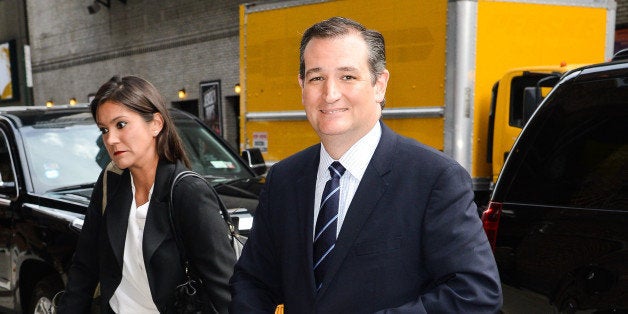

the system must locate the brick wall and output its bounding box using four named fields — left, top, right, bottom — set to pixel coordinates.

left=617, top=0, right=628, bottom=26
left=26, top=0, right=249, bottom=147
